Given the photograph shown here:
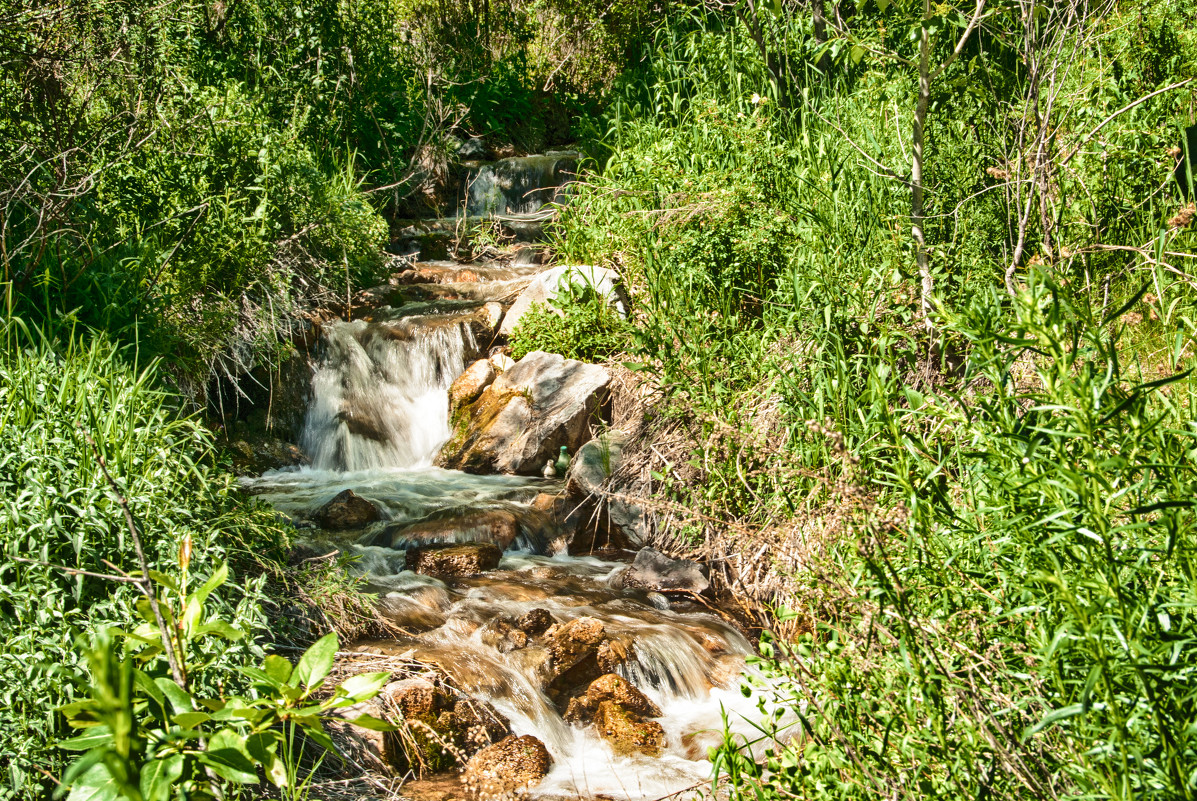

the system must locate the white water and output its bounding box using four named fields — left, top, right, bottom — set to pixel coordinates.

left=300, top=317, right=475, bottom=471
